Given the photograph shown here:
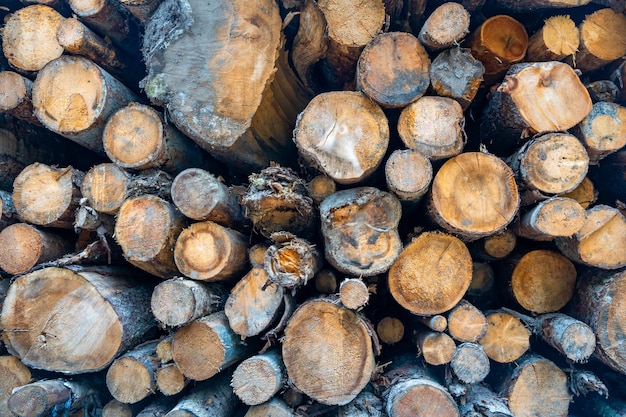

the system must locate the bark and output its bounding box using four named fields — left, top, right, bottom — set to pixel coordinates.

left=106, top=340, right=161, bottom=404
left=449, top=343, right=490, bottom=384
left=479, top=310, right=530, bottom=363
left=0, top=355, right=32, bottom=417
left=32, top=55, right=140, bottom=154
left=336, top=387, right=385, bottom=417
left=339, top=278, right=370, bottom=310
left=356, top=32, right=430, bottom=108
left=376, top=317, right=404, bottom=345
left=415, top=315, right=448, bottom=332
left=415, top=330, right=457, bottom=366
left=174, top=221, right=249, bottom=282
left=165, top=370, right=239, bottom=417
left=384, top=149, right=432, bottom=204
left=458, top=384, right=513, bottom=417
left=156, top=362, right=189, bottom=396
left=513, top=197, right=586, bottom=241
left=612, top=60, right=626, bottom=105
left=0, top=71, right=41, bottom=125
left=447, top=300, right=488, bottom=343
left=526, top=15, right=579, bottom=62
left=0, top=190, right=19, bottom=231
left=244, top=398, right=294, bottom=417
left=151, top=278, right=226, bottom=328
left=9, top=378, right=100, bottom=417
left=12, top=163, right=83, bottom=229
left=493, top=0, right=590, bottom=9
left=293, top=91, right=389, bottom=184
left=320, top=187, right=402, bottom=276
left=114, top=194, right=186, bottom=278
left=573, top=101, right=626, bottom=164
left=429, top=47, right=484, bottom=111
left=119, top=0, right=162, bottom=23
left=231, top=349, right=285, bottom=406
left=265, top=237, right=321, bottom=289
left=282, top=298, right=376, bottom=405
left=0, top=222, right=74, bottom=275
left=290, top=0, right=328, bottom=92
left=0, top=265, right=156, bottom=373
left=389, top=232, right=472, bottom=315
left=398, top=96, right=465, bottom=161
left=137, top=396, right=180, bottom=417
left=428, top=152, right=519, bottom=241
left=418, top=3, right=469, bottom=51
